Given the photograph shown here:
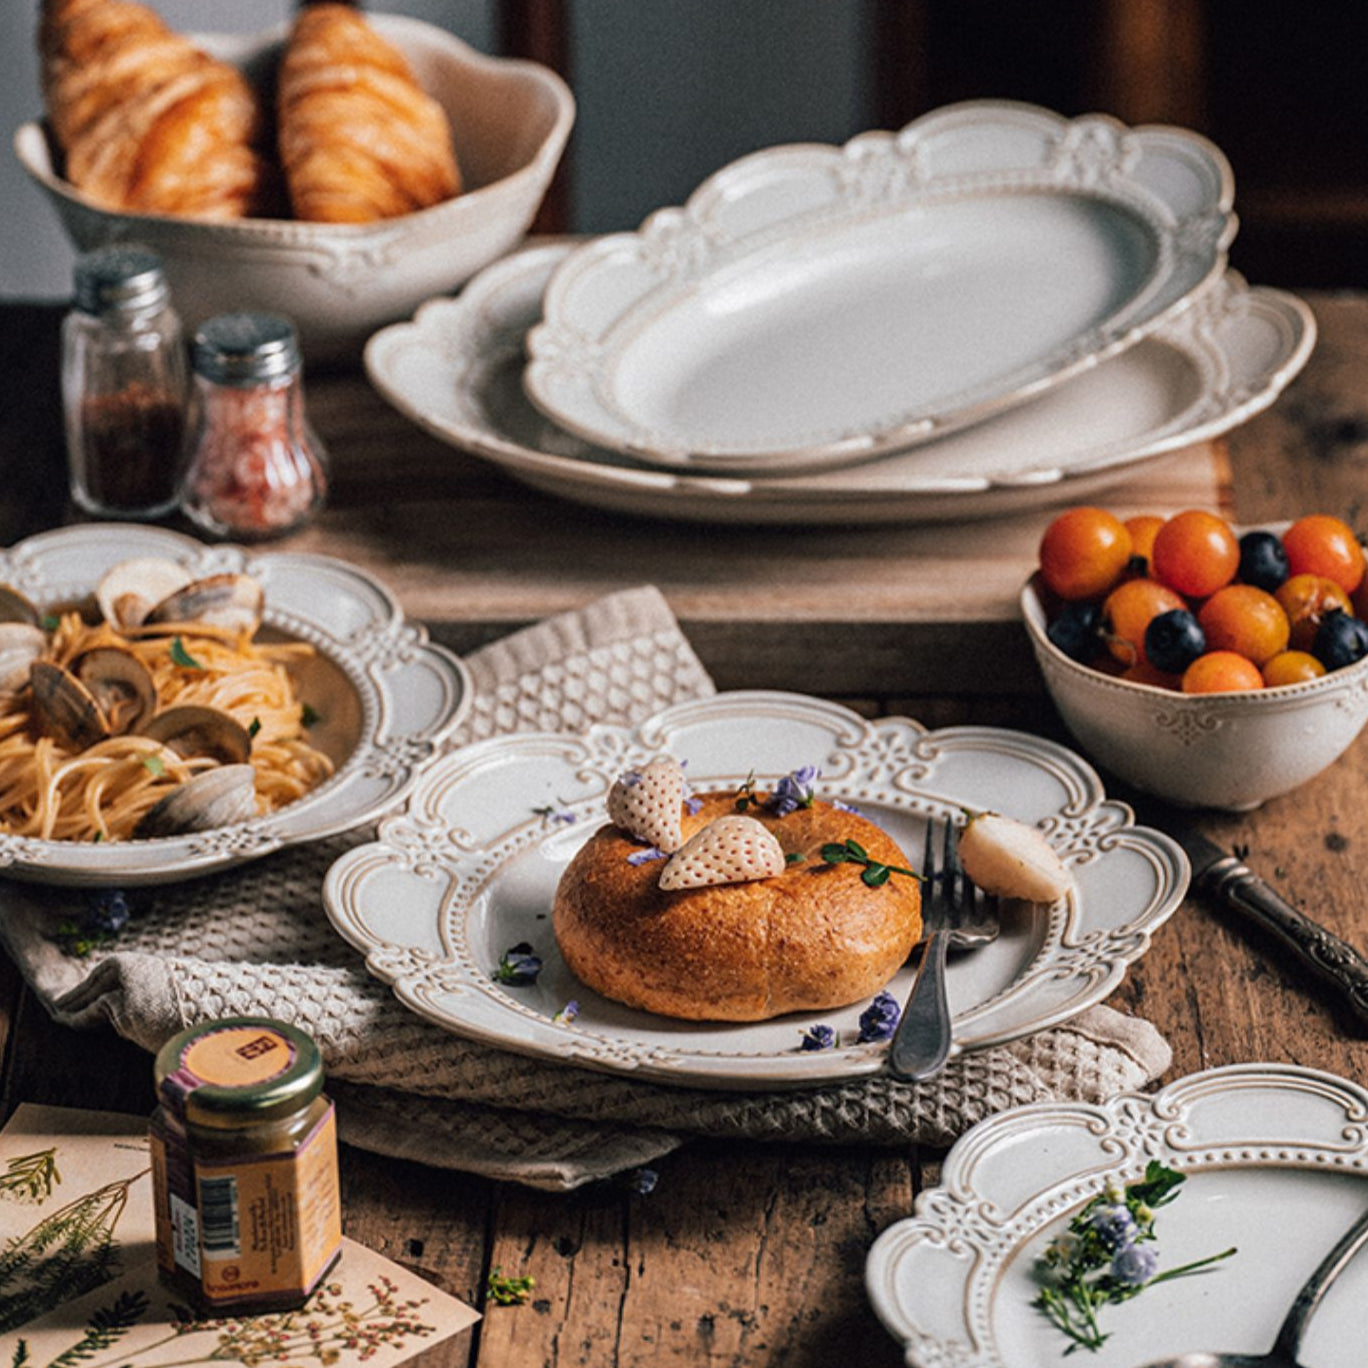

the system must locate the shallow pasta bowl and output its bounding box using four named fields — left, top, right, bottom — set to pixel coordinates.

left=0, top=523, right=469, bottom=886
